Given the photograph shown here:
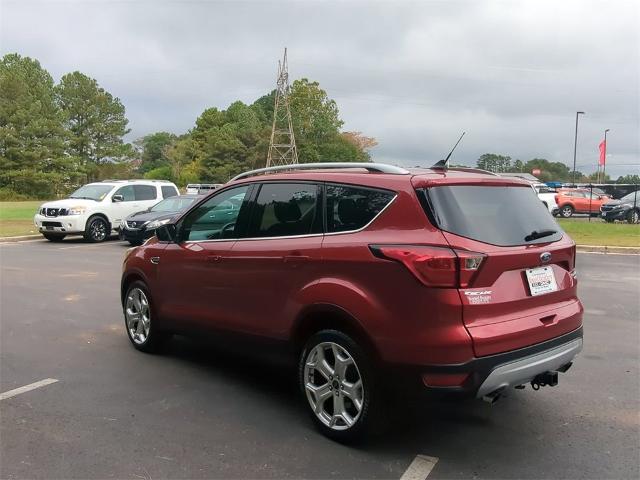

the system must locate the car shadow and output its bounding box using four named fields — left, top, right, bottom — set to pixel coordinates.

left=159, top=333, right=497, bottom=453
